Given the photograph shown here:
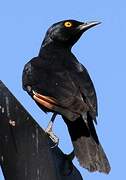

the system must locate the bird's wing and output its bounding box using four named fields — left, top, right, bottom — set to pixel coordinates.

left=68, top=59, right=98, bottom=119
left=22, top=57, right=89, bottom=121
